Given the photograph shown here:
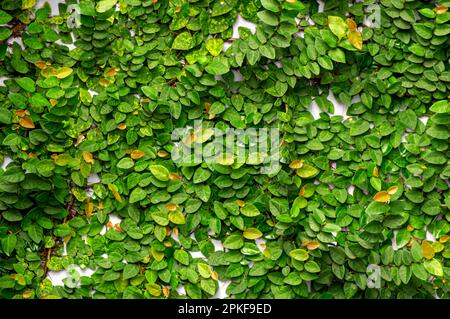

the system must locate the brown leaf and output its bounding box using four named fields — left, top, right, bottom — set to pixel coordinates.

left=421, top=241, right=435, bottom=260
left=373, top=191, right=390, bottom=203
left=130, top=150, right=145, bottom=159
left=15, top=109, right=27, bottom=117
left=19, top=117, right=35, bottom=129
left=34, top=61, right=50, bottom=70
left=105, top=67, right=118, bottom=77
left=348, top=30, right=362, bottom=50
left=346, top=18, right=357, bottom=31
left=164, top=203, right=178, bottom=212
left=304, top=241, right=321, bottom=250
left=168, top=172, right=182, bottom=181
